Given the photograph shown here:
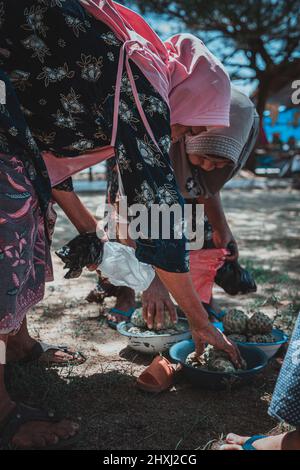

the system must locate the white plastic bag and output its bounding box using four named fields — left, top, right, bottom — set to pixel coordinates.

left=99, top=242, right=155, bottom=292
